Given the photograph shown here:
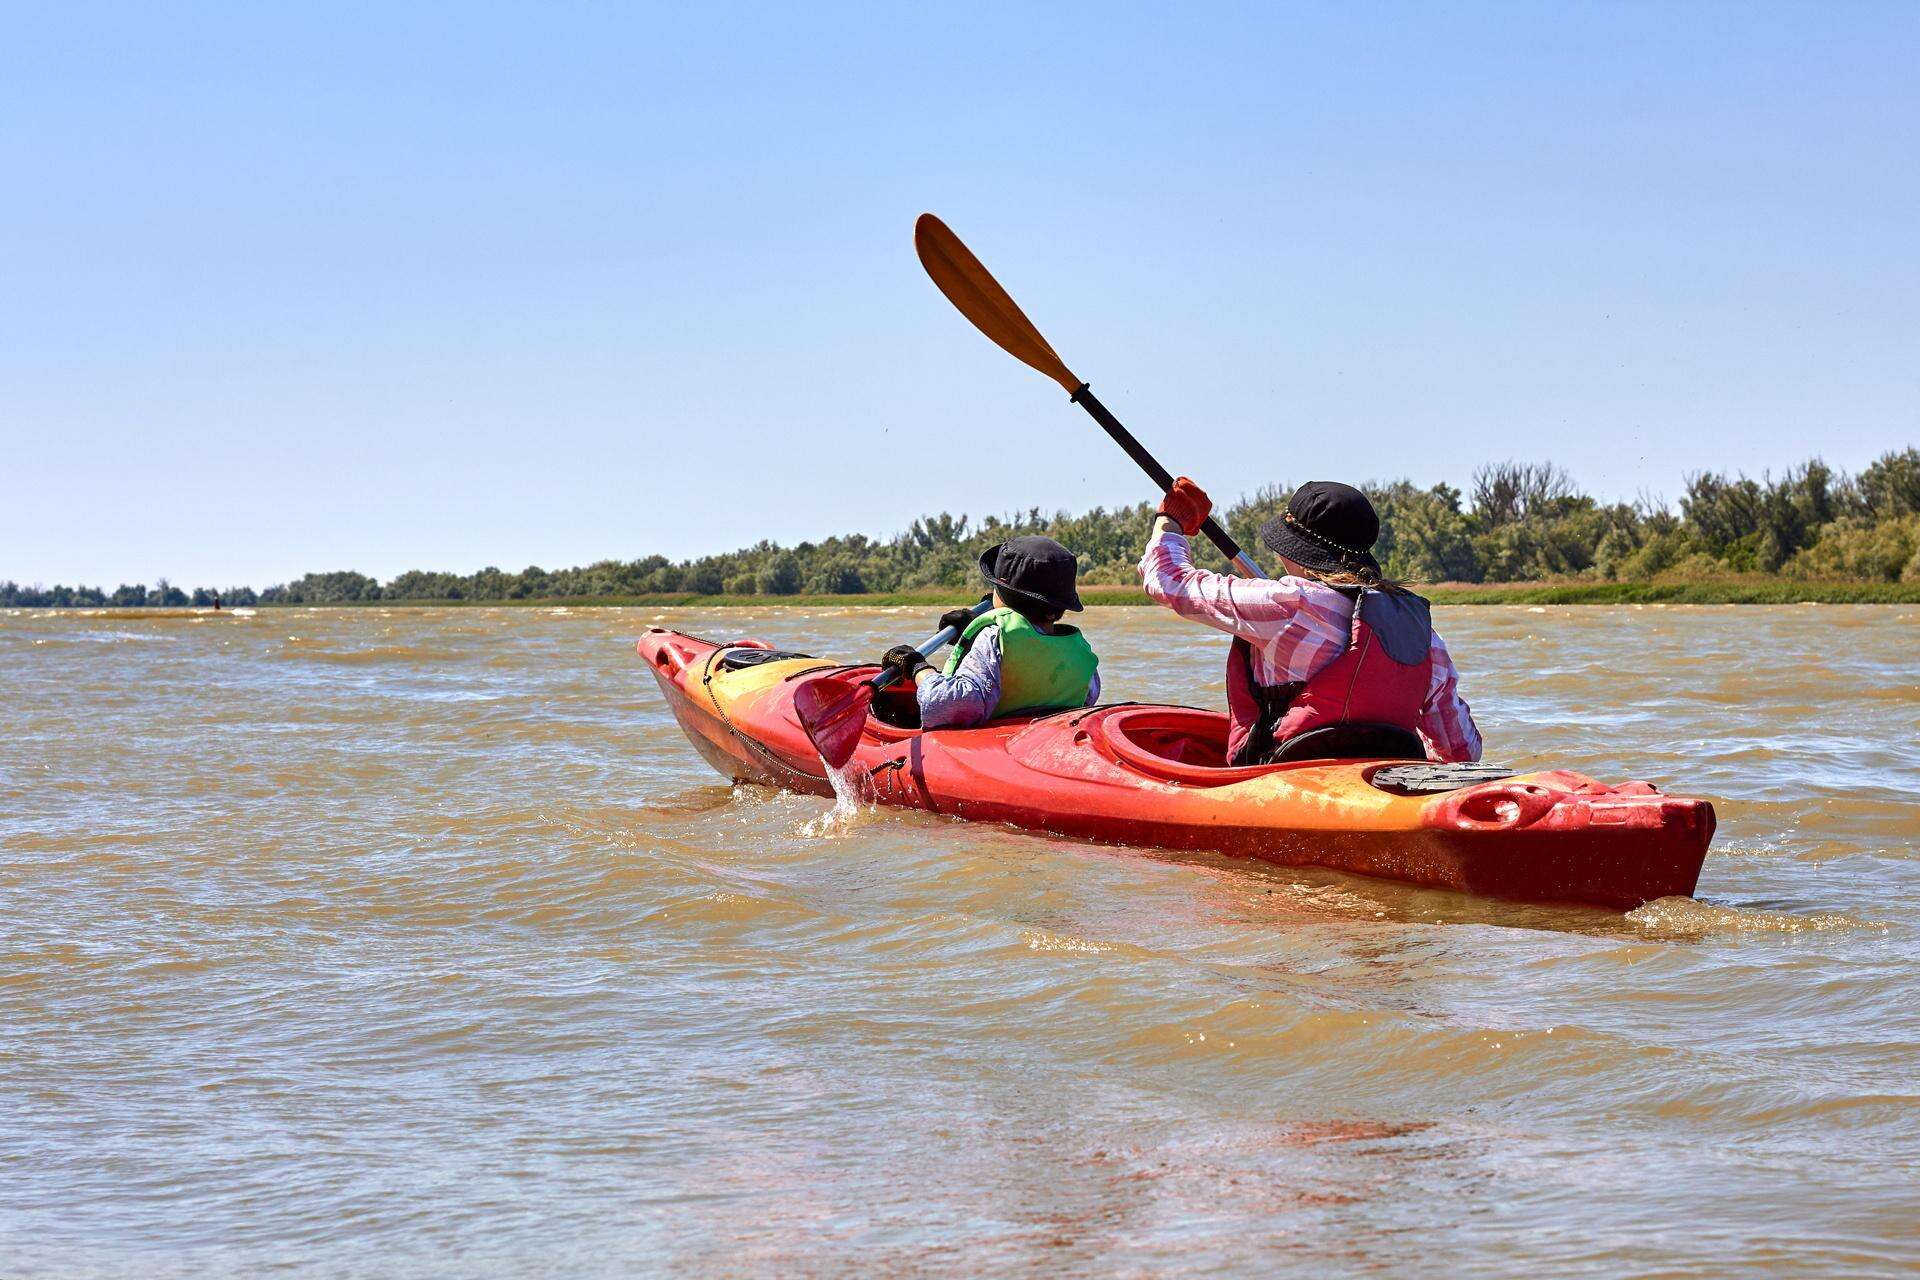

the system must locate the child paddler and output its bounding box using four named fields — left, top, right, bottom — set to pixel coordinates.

left=1141, top=478, right=1482, bottom=765
left=878, top=535, right=1101, bottom=729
